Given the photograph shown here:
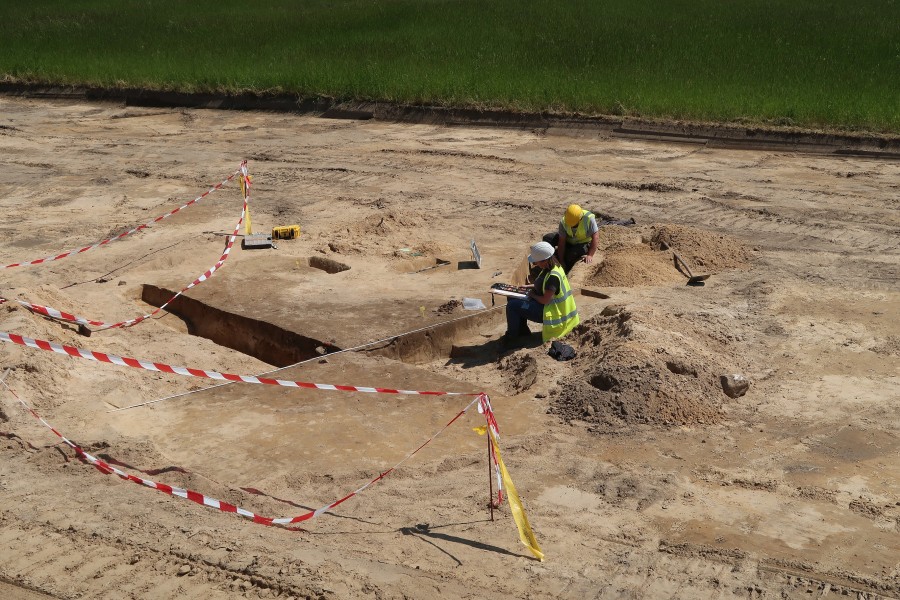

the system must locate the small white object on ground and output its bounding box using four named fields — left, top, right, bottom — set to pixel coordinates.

left=462, top=298, right=485, bottom=310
